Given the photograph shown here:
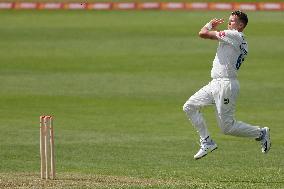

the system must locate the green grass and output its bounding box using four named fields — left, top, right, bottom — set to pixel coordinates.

left=0, top=10, right=284, bottom=188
